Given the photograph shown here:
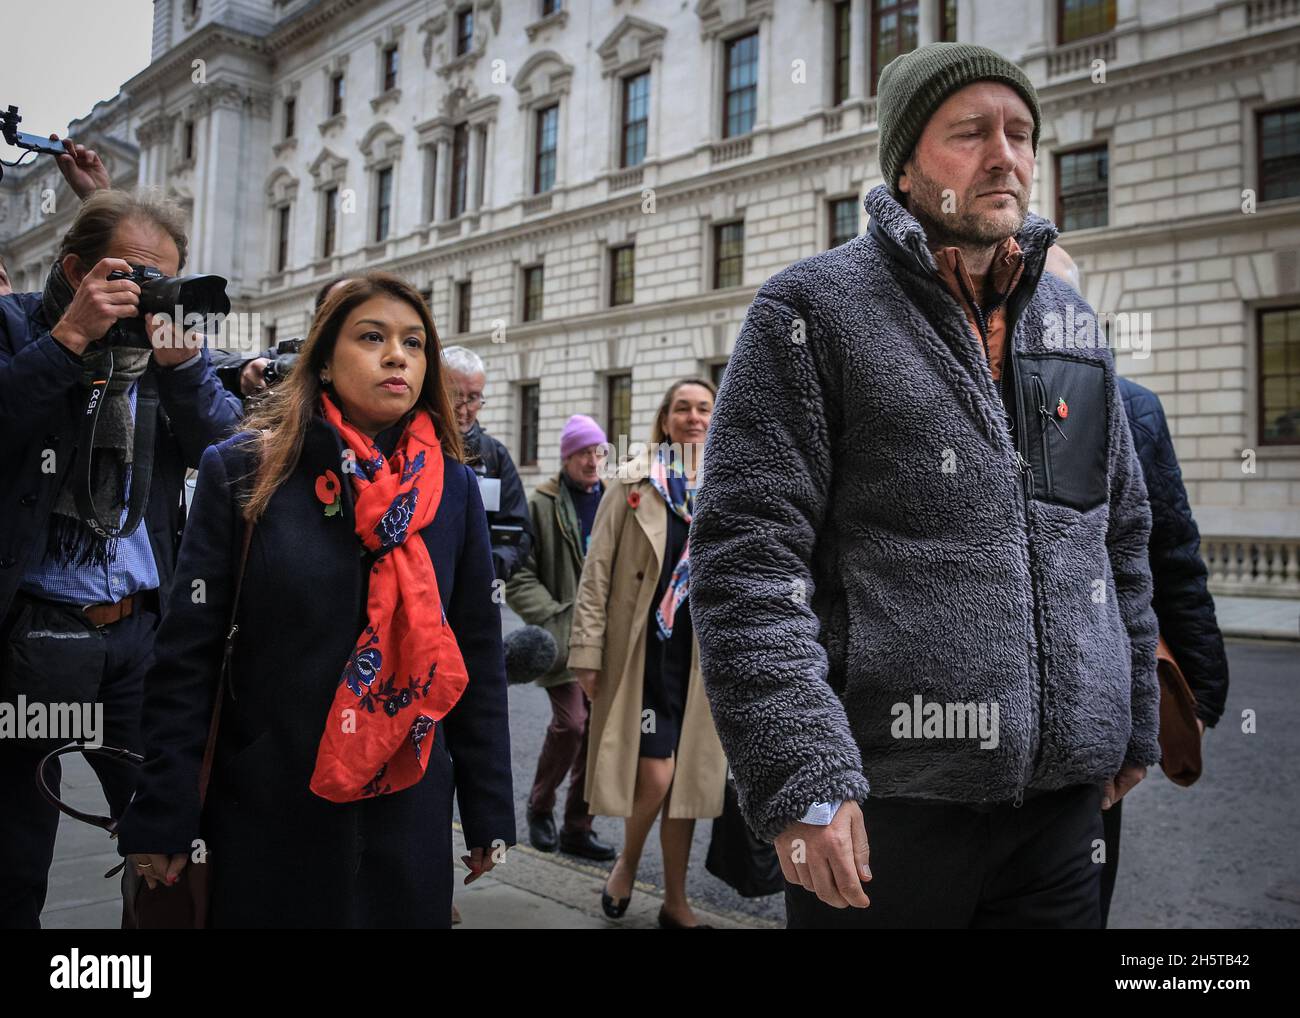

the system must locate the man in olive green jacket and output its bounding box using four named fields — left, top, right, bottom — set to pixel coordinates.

left=506, top=415, right=616, bottom=861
